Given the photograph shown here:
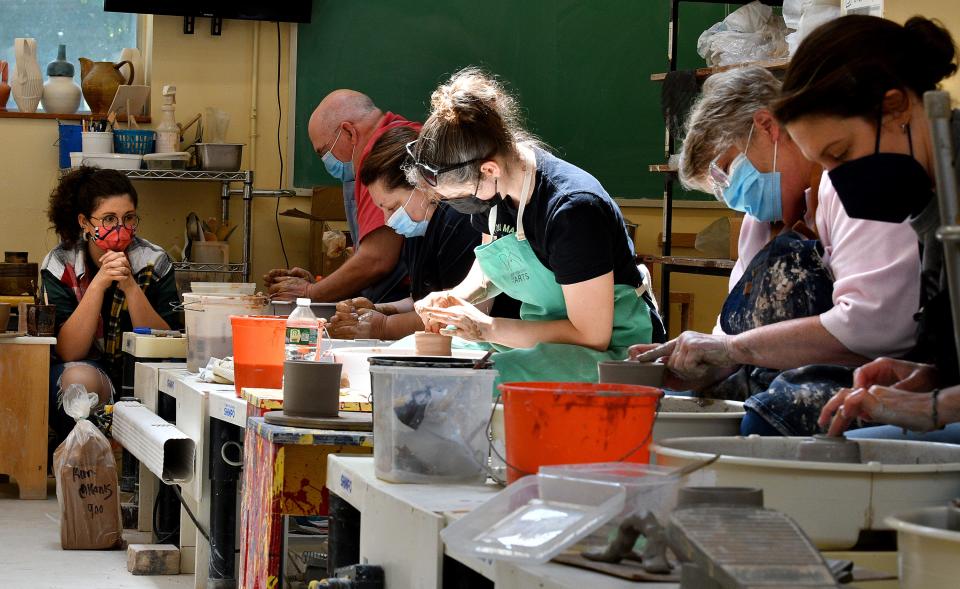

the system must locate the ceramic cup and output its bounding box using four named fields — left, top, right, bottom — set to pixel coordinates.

left=414, top=331, right=452, bottom=356
left=282, top=360, right=343, bottom=418
left=598, top=360, right=666, bottom=386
